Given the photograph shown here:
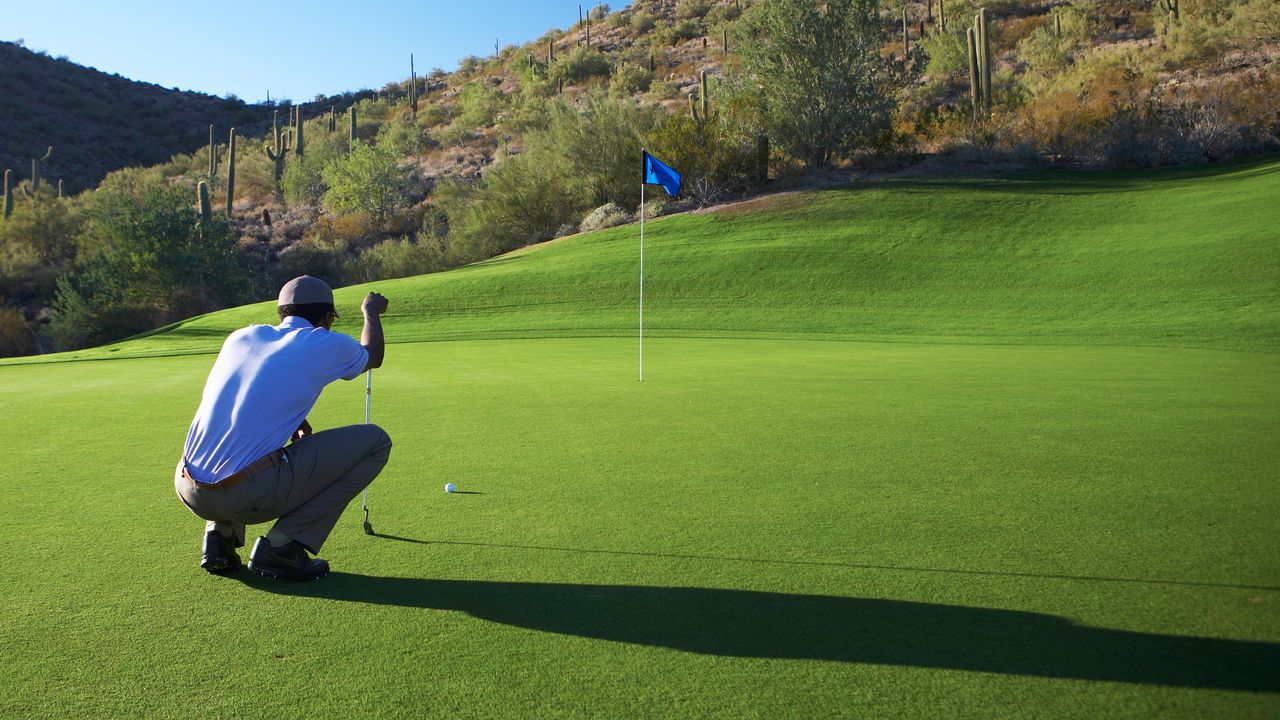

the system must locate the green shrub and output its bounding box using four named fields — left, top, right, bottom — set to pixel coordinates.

left=503, top=82, right=558, bottom=133
left=1058, top=2, right=1101, bottom=43
left=416, top=102, right=452, bottom=127
left=610, top=63, right=655, bottom=97
left=536, top=93, right=659, bottom=208
left=321, top=142, right=413, bottom=226
left=51, top=178, right=249, bottom=349
left=0, top=306, right=37, bottom=357
left=0, top=194, right=82, bottom=301
left=646, top=109, right=760, bottom=203
left=455, top=82, right=508, bottom=131
left=655, top=19, right=703, bottom=46
left=437, top=123, right=479, bottom=148
left=646, top=79, right=680, bottom=101
left=631, top=11, right=657, bottom=32
left=439, top=95, right=656, bottom=254
left=50, top=279, right=157, bottom=351
left=281, top=120, right=348, bottom=207
left=590, top=3, right=610, bottom=21
left=1232, top=0, right=1280, bottom=44
left=436, top=150, right=582, bottom=259
left=1018, top=27, right=1073, bottom=81
left=0, top=238, right=44, bottom=304
left=707, top=2, right=744, bottom=24
left=676, top=0, right=712, bottom=19
left=549, top=46, right=613, bottom=83
left=347, top=233, right=449, bottom=283
left=377, top=116, right=435, bottom=156
left=920, top=25, right=968, bottom=79
left=579, top=202, right=633, bottom=232
left=276, top=237, right=350, bottom=288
